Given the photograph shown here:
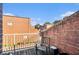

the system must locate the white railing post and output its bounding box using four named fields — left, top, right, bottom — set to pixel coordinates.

left=14, top=34, right=16, bottom=54
left=14, top=34, right=16, bottom=45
